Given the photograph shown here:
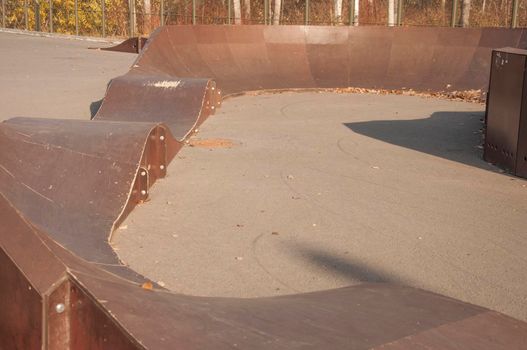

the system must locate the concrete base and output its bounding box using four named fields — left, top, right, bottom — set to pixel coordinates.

left=114, top=92, right=527, bottom=322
